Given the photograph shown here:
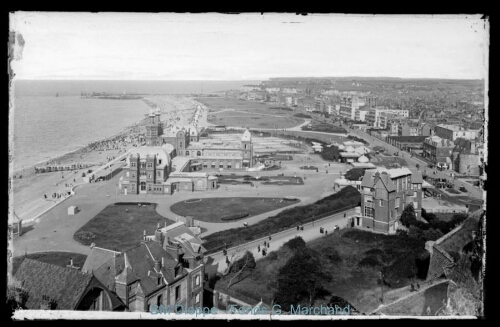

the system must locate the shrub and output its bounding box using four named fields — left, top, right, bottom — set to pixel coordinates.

left=267, top=251, right=278, bottom=261
left=294, top=113, right=312, bottom=119
left=344, top=168, right=366, bottom=181
left=283, top=237, right=306, bottom=251
left=220, top=212, right=249, bottom=221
